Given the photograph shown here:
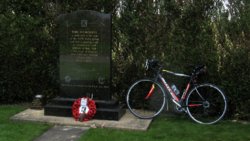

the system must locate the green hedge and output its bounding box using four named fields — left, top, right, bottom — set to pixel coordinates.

left=0, top=0, right=249, bottom=119
left=112, top=0, right=250, bottom=120
left=0, top=1, right=56, bottom=103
